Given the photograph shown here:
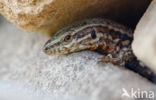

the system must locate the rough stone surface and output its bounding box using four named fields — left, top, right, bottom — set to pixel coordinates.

left=0, top=0, right=151, bottom=33
left=132, top=0, right=156, bottom=73
left=0, top=15, right=156, bottom=100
